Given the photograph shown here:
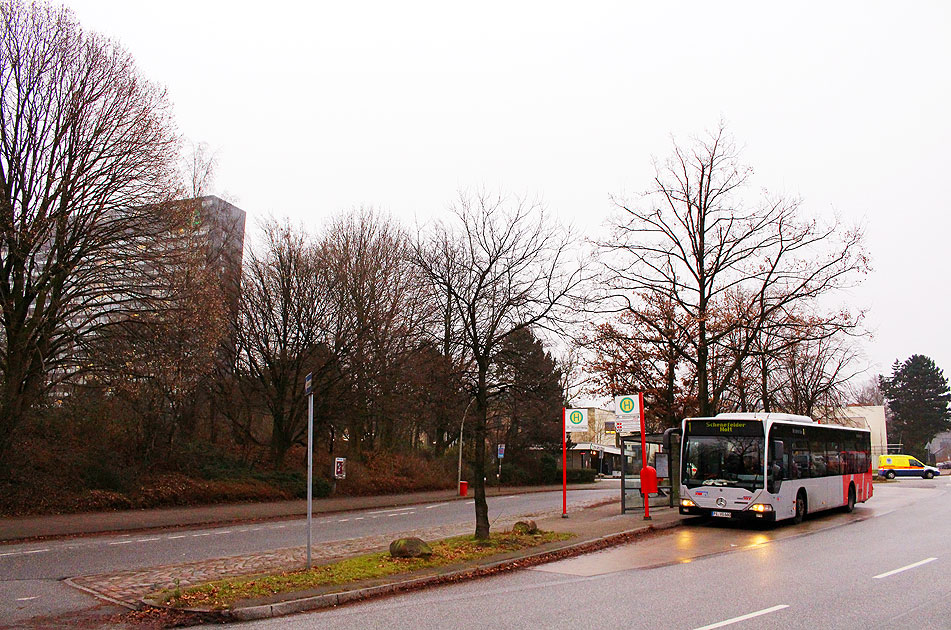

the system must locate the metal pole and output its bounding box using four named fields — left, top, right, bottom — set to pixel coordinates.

left=307, top=392, right=313, bottom=569
left=562, top=407, right=568, bottom=518
left=640, top=392, right=650, bottom=520
left=457, top=398, right=473, bottom=494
